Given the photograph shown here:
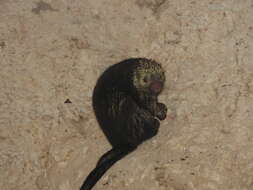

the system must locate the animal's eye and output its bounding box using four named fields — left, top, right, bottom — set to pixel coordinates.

left=143, top=76, right=149, bottom=83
